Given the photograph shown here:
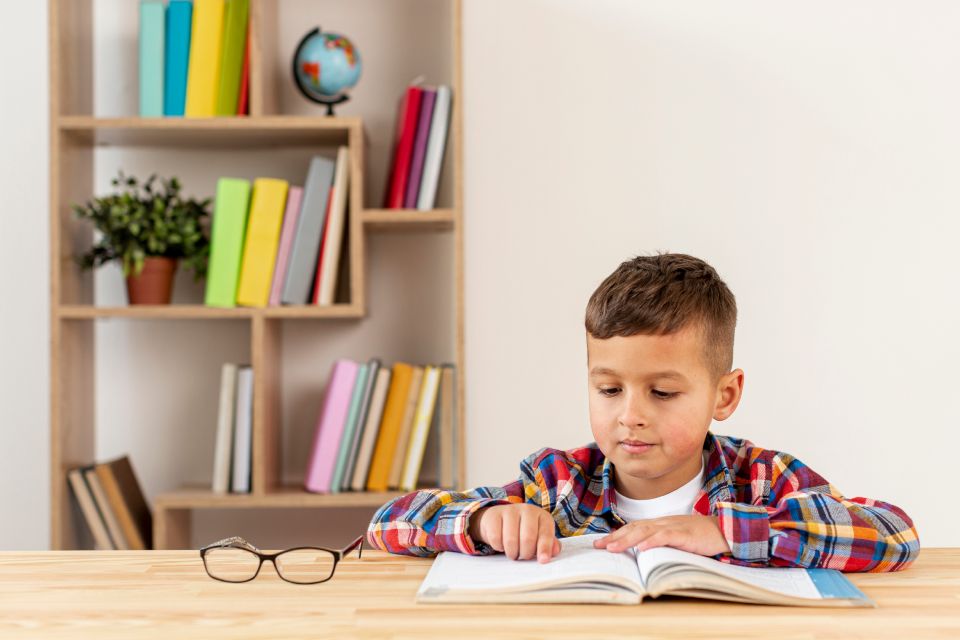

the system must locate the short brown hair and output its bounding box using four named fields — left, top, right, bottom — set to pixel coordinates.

left=585, top=252, right=737, bottom=380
